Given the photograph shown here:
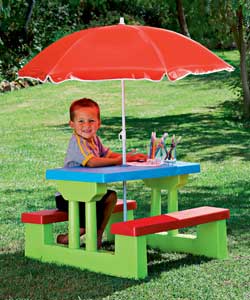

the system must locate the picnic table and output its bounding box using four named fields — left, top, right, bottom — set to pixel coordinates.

left=22, top=161, right=229, bottom=279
